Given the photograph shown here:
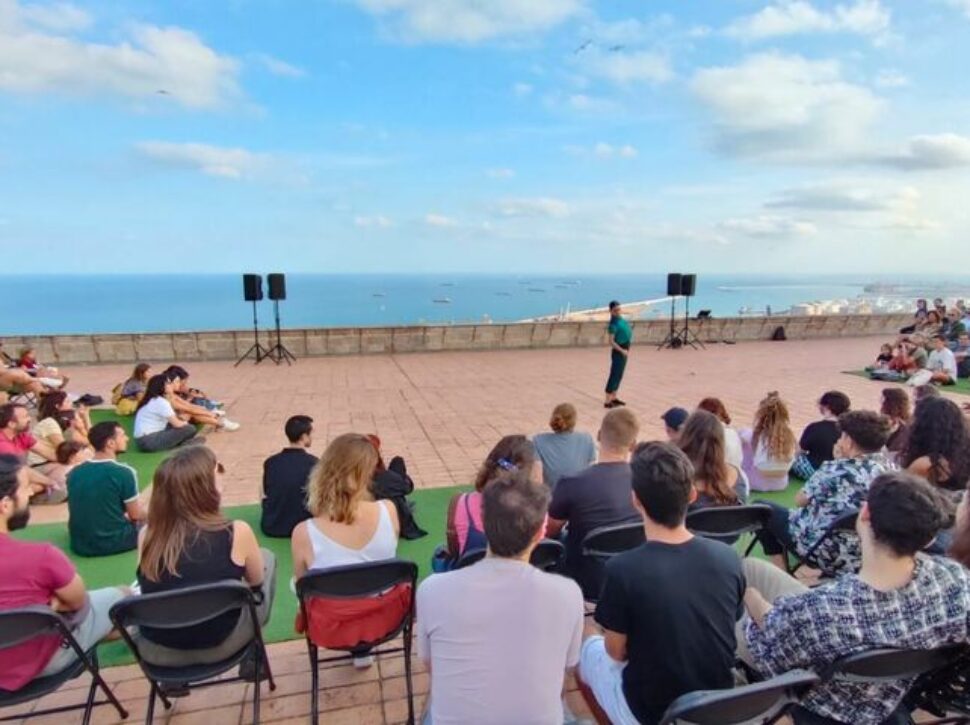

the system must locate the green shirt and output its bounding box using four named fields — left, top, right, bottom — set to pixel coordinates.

left=67, top=459, right=139, bottom=557
left=608, top=316, right=633, bottom=346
